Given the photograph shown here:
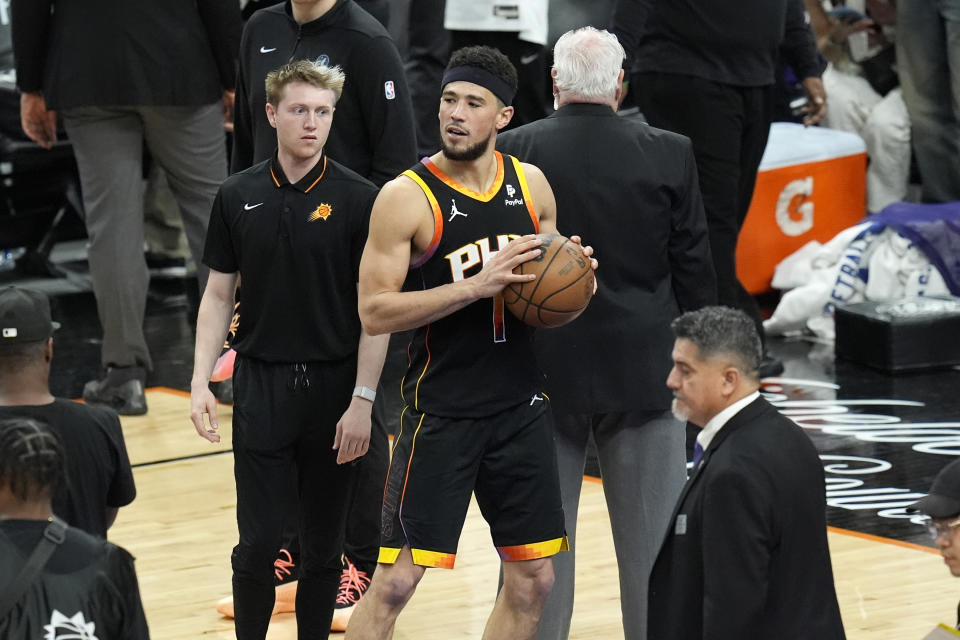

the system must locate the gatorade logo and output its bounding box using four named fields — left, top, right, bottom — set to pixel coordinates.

left=775, top=177, right=814, bottom=237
